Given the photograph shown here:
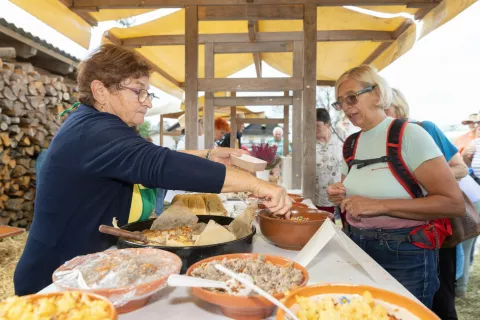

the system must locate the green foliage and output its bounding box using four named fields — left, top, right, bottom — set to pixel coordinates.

left=138, top=121, right=151, bottom=138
